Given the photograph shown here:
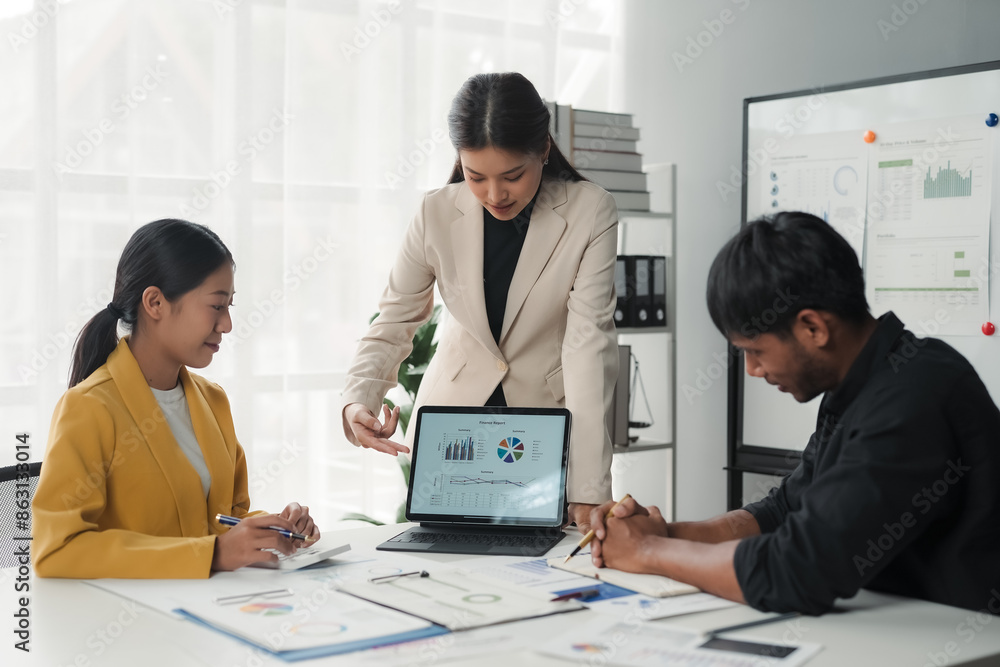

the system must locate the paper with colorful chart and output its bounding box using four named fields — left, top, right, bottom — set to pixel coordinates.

left=338, top=568, right=584, bottom=630
left=178, top=578, right=435, bottom=652
left=539, top=616, right=822, bottom=667
left=463, top=555, right=736, bottom=618
left=749, top=130, right=869, bottom=260
left=864, top=114, right=992, bottom=336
